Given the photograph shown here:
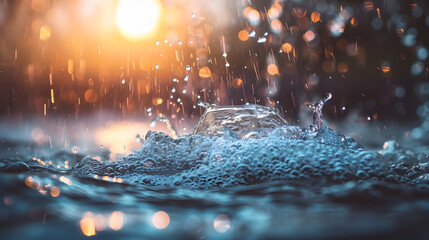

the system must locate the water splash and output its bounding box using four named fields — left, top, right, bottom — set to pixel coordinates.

left=68, top=103, right=414, bottom=189
left=307, top=93, right=332, bottom=131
